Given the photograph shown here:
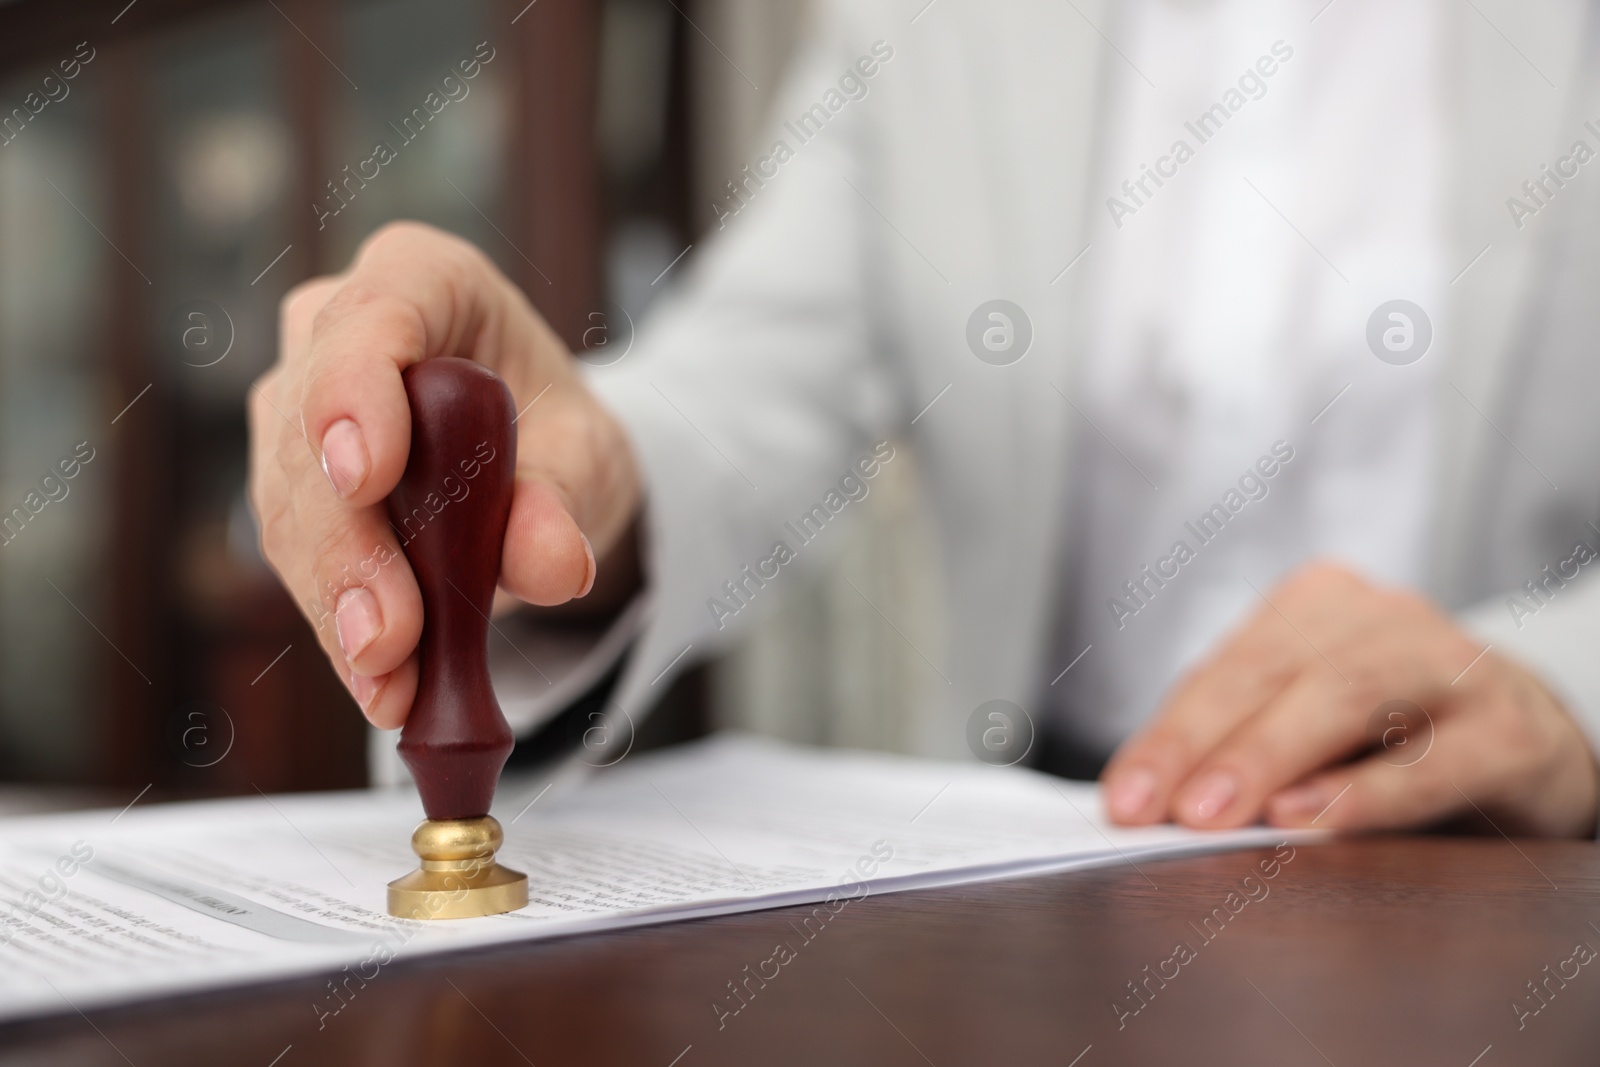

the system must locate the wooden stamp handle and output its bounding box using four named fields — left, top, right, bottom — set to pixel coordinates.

left=387, top=358, right=517, bottom=821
